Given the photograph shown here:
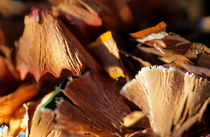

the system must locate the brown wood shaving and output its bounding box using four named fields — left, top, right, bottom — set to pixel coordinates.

left=63, top=71, right=131, bottom=135
left=88, top=31, right=125, bottom=80
left=16, top=8, right=99, bottom=81
left=0, top=83, right=40, bottom=124
left=120, top=66, right=210, bottom=137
